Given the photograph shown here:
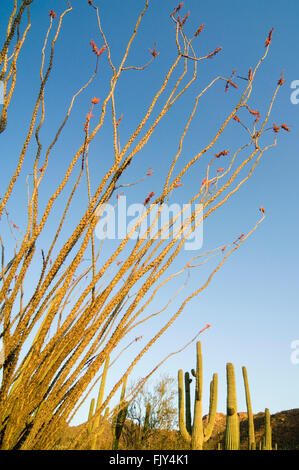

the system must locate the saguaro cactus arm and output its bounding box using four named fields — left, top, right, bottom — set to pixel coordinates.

left=204, top=373, right=218, bottom=441
left=184, top=372, right=192, bottom=435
